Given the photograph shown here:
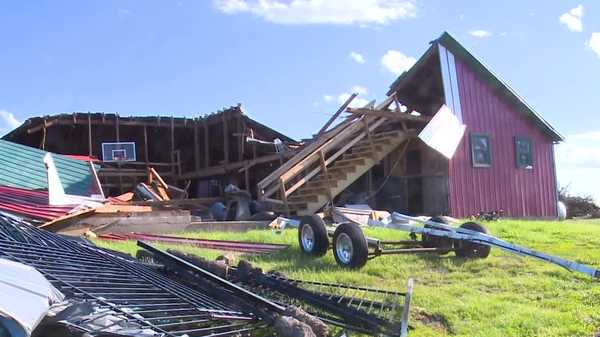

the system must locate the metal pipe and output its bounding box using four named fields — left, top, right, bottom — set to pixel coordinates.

left=391, top=212, right=600, bottom=278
